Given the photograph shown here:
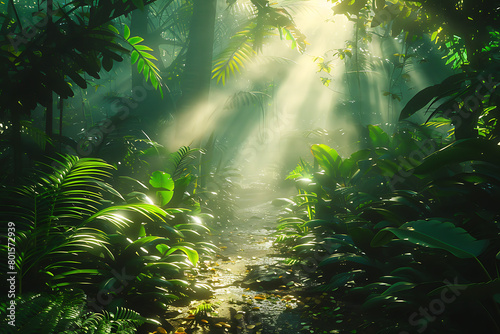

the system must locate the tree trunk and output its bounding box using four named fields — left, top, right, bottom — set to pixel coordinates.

left=178, top=0, right=217, bottom=112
